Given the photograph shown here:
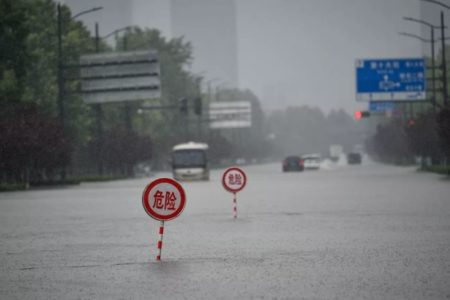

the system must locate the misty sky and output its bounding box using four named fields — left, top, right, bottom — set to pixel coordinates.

left=79, top=0, right=433, bottom=113
left=235, top=0, right=423, bottom=113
